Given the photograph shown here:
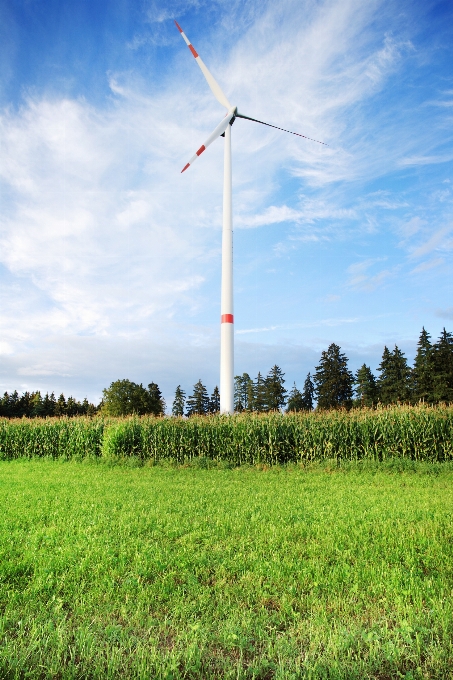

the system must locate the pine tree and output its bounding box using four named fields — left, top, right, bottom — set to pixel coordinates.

left=301, top=373, right=315, bottom=411
left=432, top=328, right=453, bottom=403
left=172, top=385, right=186, bottom=417
left=265, top=365, right=287, bottom=411
left=354, top=364, right=378, bottom=407
left=186, top=379, right=209, bottom=416
left=377, top=345, right=411, bottom=404
left=208, top=386, right=220, bottom=414
left=412, top=327, right=434, bottom=403
left=286, top=383, right=304, bottom=412
left=314, top=344, right=354, bottom=410
left=254, top=372, right=268, bottom=412
left=147, top=382, right=165, bottom=416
